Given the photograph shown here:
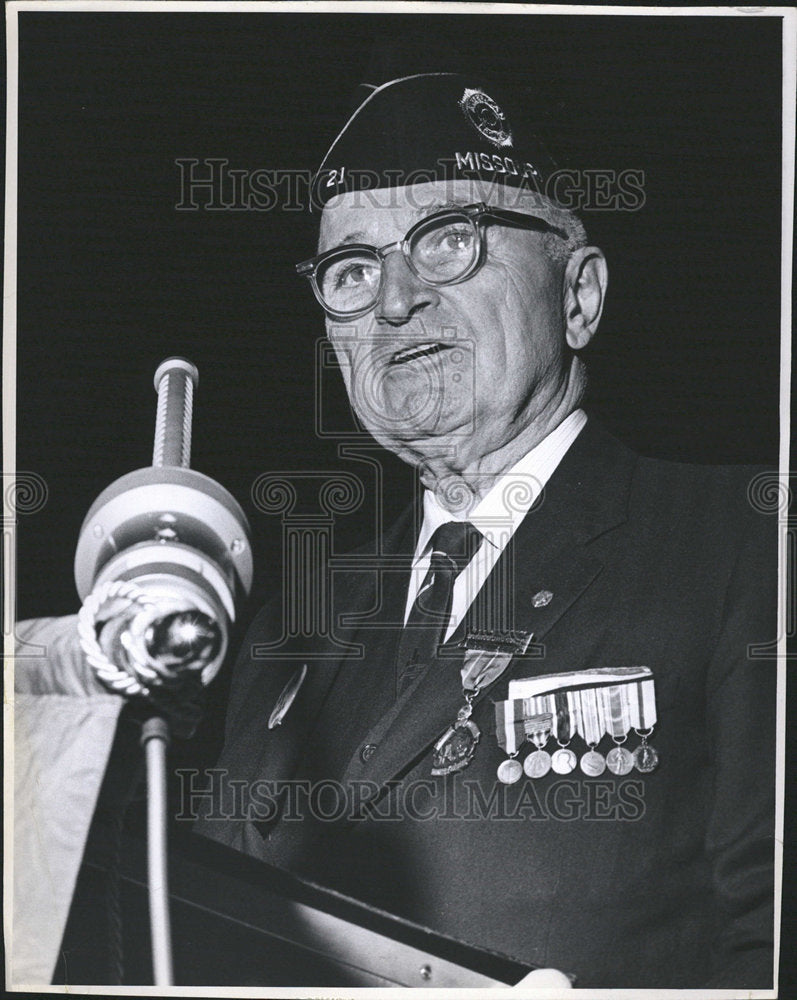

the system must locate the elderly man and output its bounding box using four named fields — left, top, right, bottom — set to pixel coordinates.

left=13, top=72, right=776, bottom=989
left=196, top=74, right=777, bottom=988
